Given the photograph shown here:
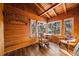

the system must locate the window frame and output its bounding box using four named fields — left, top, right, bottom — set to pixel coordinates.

left=30, top=20, right=37, bottom=37
left=37, top=21, right=47, bottom=35
left=64, top=17, right=74, bottom=36
left=48, top=20, right=62, bottom=36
